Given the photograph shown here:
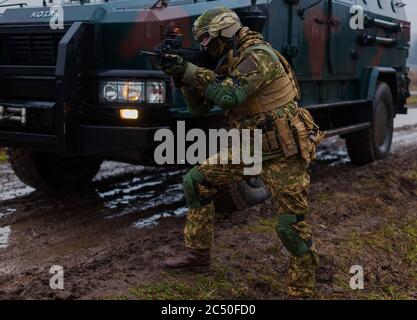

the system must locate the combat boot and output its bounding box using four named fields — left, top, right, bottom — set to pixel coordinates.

left=161, top=248, right=211, bottom=269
